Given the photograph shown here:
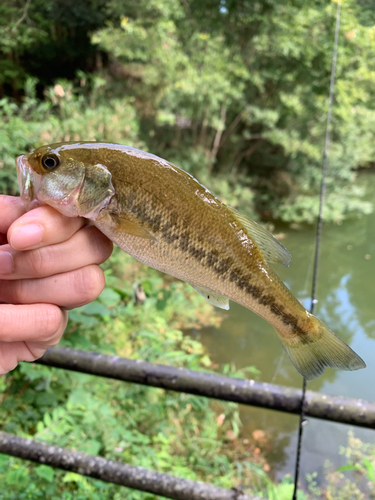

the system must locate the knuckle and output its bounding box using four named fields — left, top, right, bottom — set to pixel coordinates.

left=0, top=304, right=65, bottom=345
left=85, top=227, right=113, bottom=264
left=38, top=305, right=64, bottom=340
left=26, top=246, right=52, bottom=276
left=0, top=353, right=18, bottom=375
left=73, top=266, right=106, bottom=305
left=3, top=279, right=29, bottom=304
left=0, top=307, right=13, bottom=336
left=46, top=206, right=84, bottom=236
